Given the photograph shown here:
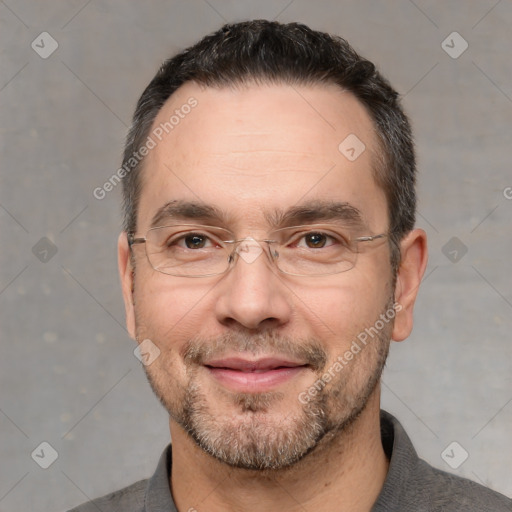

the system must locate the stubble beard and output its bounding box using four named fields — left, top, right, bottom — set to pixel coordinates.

left=138, top=298, right=394, bottom=471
